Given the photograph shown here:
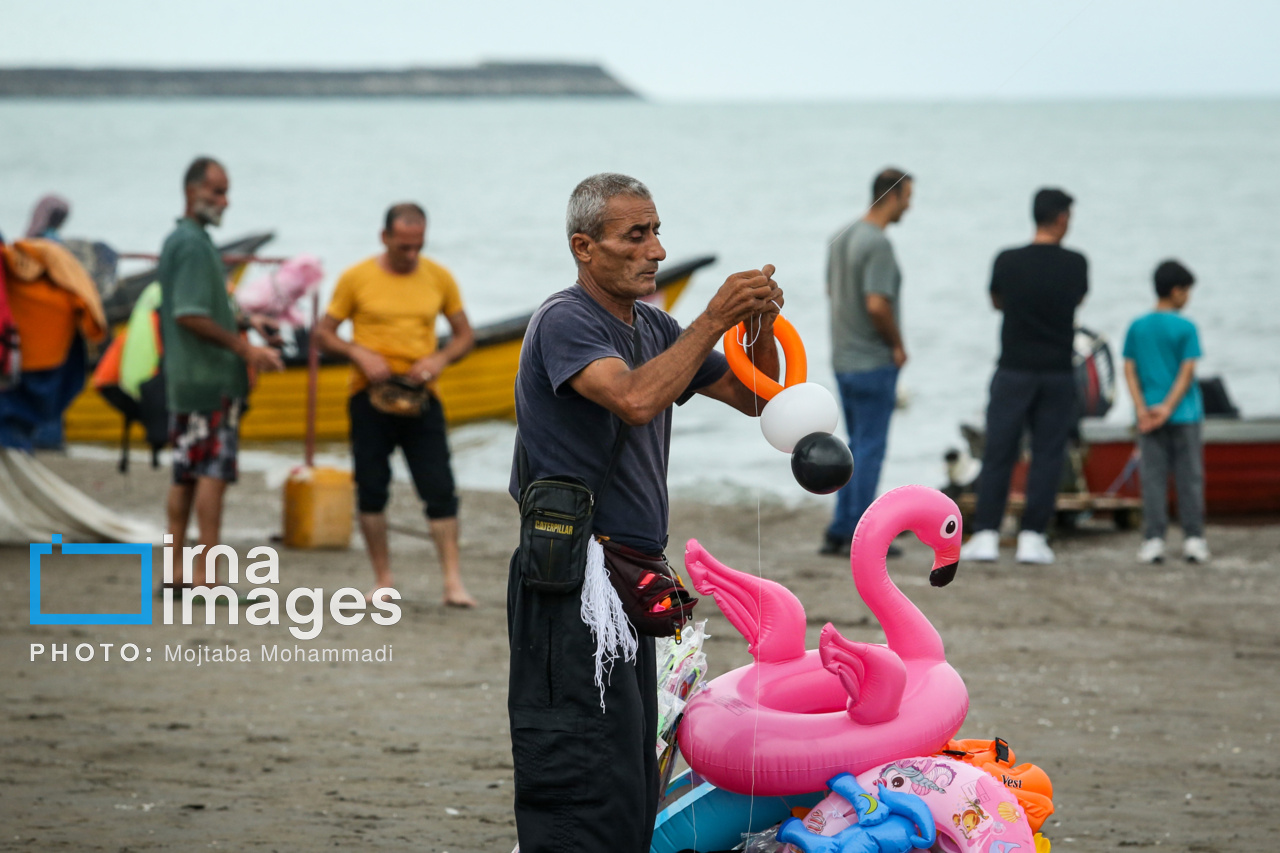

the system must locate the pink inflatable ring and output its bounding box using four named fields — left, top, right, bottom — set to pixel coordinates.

left=678, top=485, right=968, bottom=796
